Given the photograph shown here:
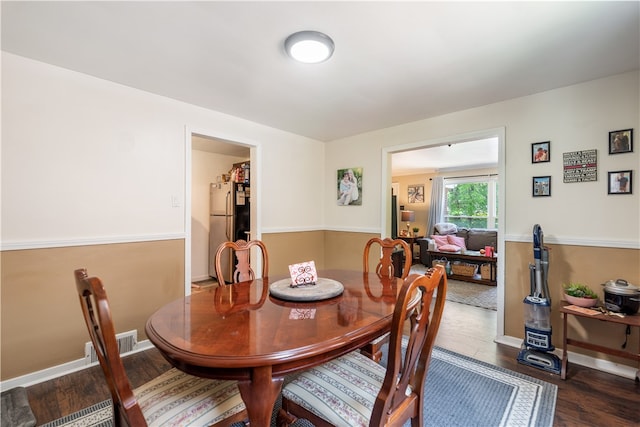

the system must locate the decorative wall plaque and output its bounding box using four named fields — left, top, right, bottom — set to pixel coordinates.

left=563, top=149, right=597, bottom=183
